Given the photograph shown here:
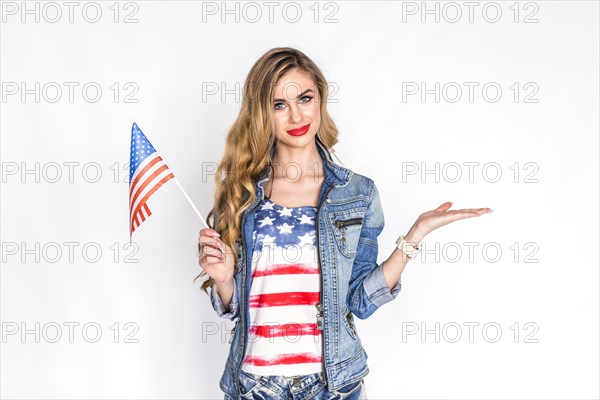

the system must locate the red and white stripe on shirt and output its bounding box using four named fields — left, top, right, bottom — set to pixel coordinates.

left=241, top=229, right=323, bottom=376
